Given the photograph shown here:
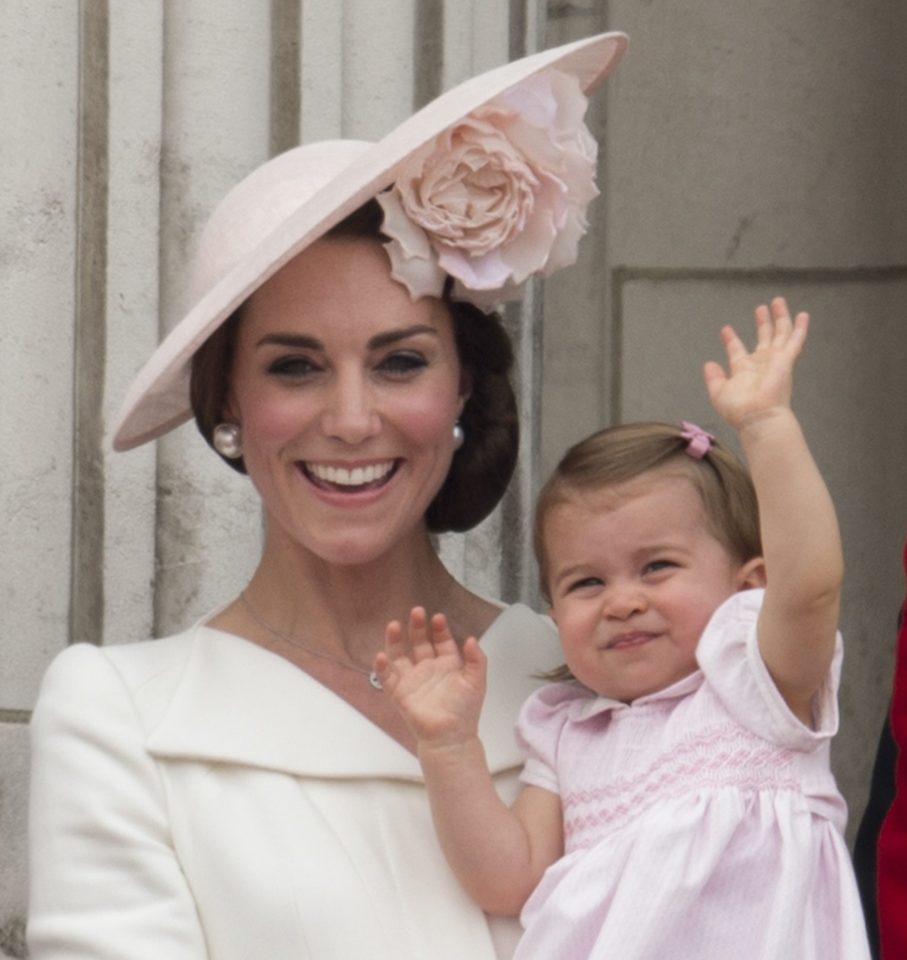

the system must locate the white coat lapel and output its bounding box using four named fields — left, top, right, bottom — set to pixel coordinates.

left=147, top=603, right=558, bottom=781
